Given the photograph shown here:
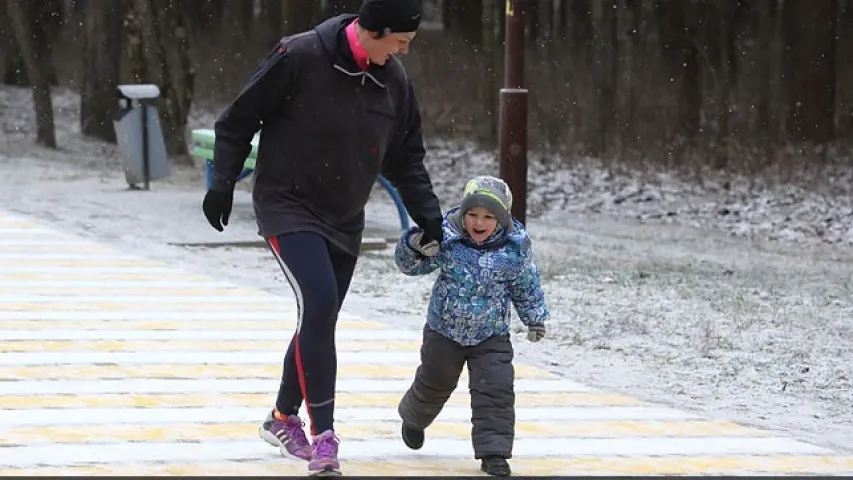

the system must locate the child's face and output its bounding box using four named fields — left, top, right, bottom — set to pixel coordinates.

left=464, top=207, right=498, bottom=242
